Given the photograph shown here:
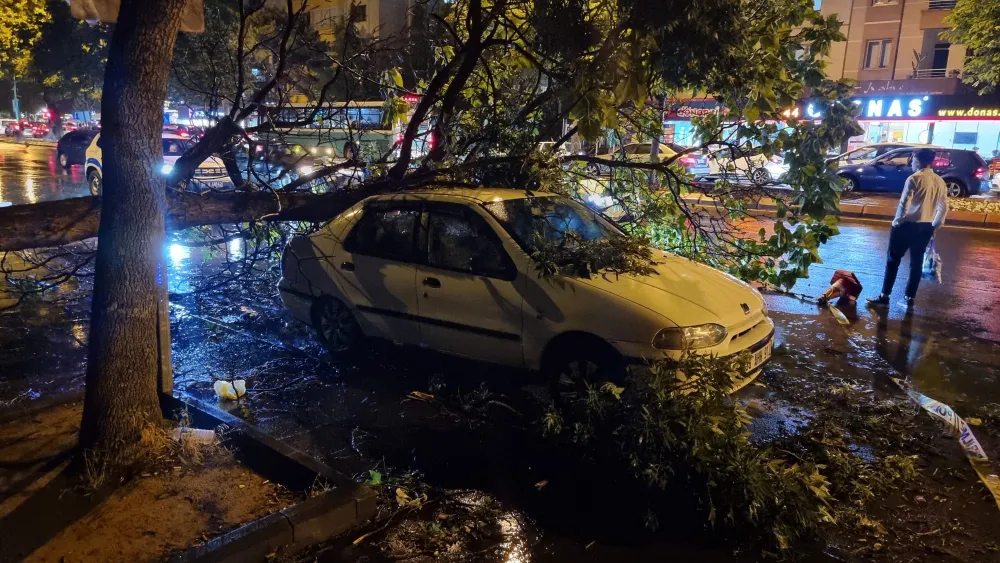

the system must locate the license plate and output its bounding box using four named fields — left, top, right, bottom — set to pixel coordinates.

left=747, top=338, right=773, bottom=371
left=202, top=180, right=229, bottom=189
